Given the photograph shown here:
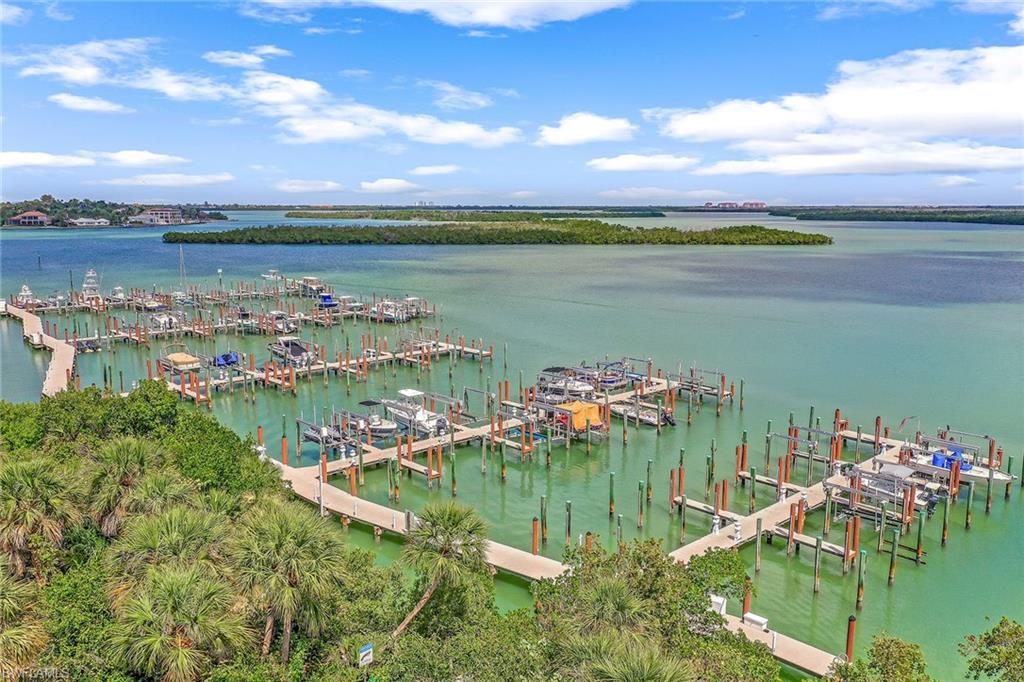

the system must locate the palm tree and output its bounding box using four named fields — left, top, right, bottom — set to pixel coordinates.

left=125, top=469, right=198, bottom=516
left=558, top=634, right=692, bottom=682
left=0, top=562, right=48, bottom=676
left=110, top=565, right=252, bottom=682
left=390, top=501, right=488, bottom=640
left=578, top=577, right=649, bottom=635
left=228, top=500, right=348, bottom=663
left=88, top=437, right=164, bottom=537
left=588, top=644, right=693, bottom=682
left=0, top=458, right=81, bottom=578
left=106, top=506, right=226, bottom=608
